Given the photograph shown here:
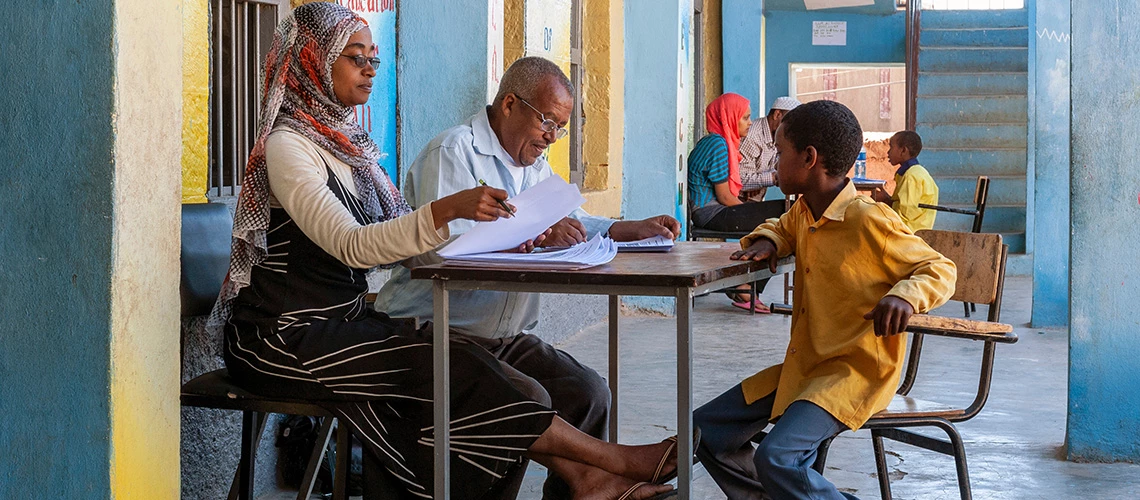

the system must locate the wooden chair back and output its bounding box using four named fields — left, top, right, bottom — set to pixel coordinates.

left=915, top=230, right=1003, bottom=312
left=894, top=230, right=1009, bottom=400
